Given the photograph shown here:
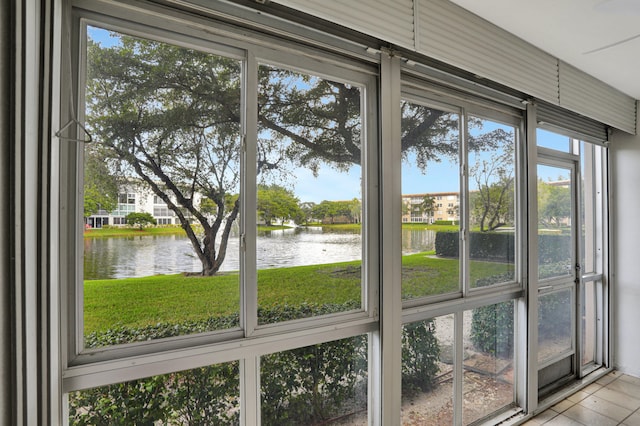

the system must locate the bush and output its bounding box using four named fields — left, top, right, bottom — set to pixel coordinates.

left=433, top=220, right=457, bottom=226
left=402, top=319, right=440, bottom=394
left=470, top=272, right=573, bottom=358
left=70, top=303, right=441, bottom=425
